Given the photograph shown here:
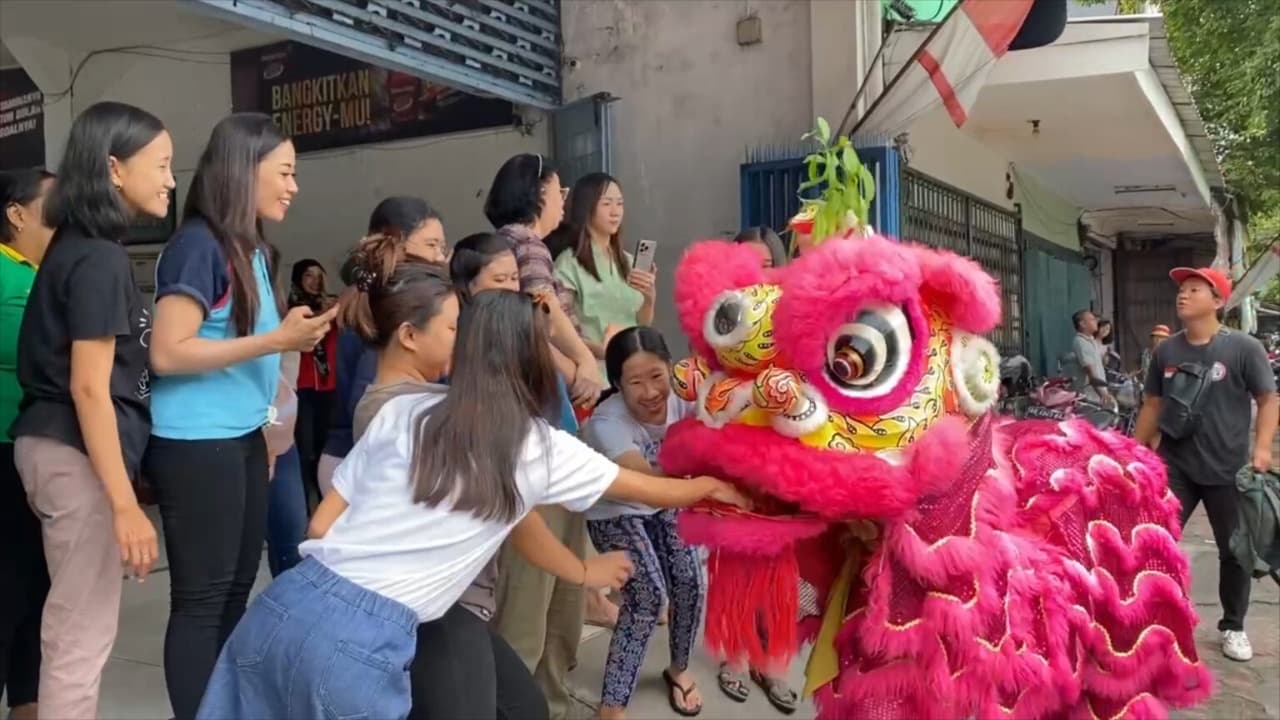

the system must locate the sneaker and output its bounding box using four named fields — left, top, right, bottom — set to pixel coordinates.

left=1222, top=629, right=1253, bottom=662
